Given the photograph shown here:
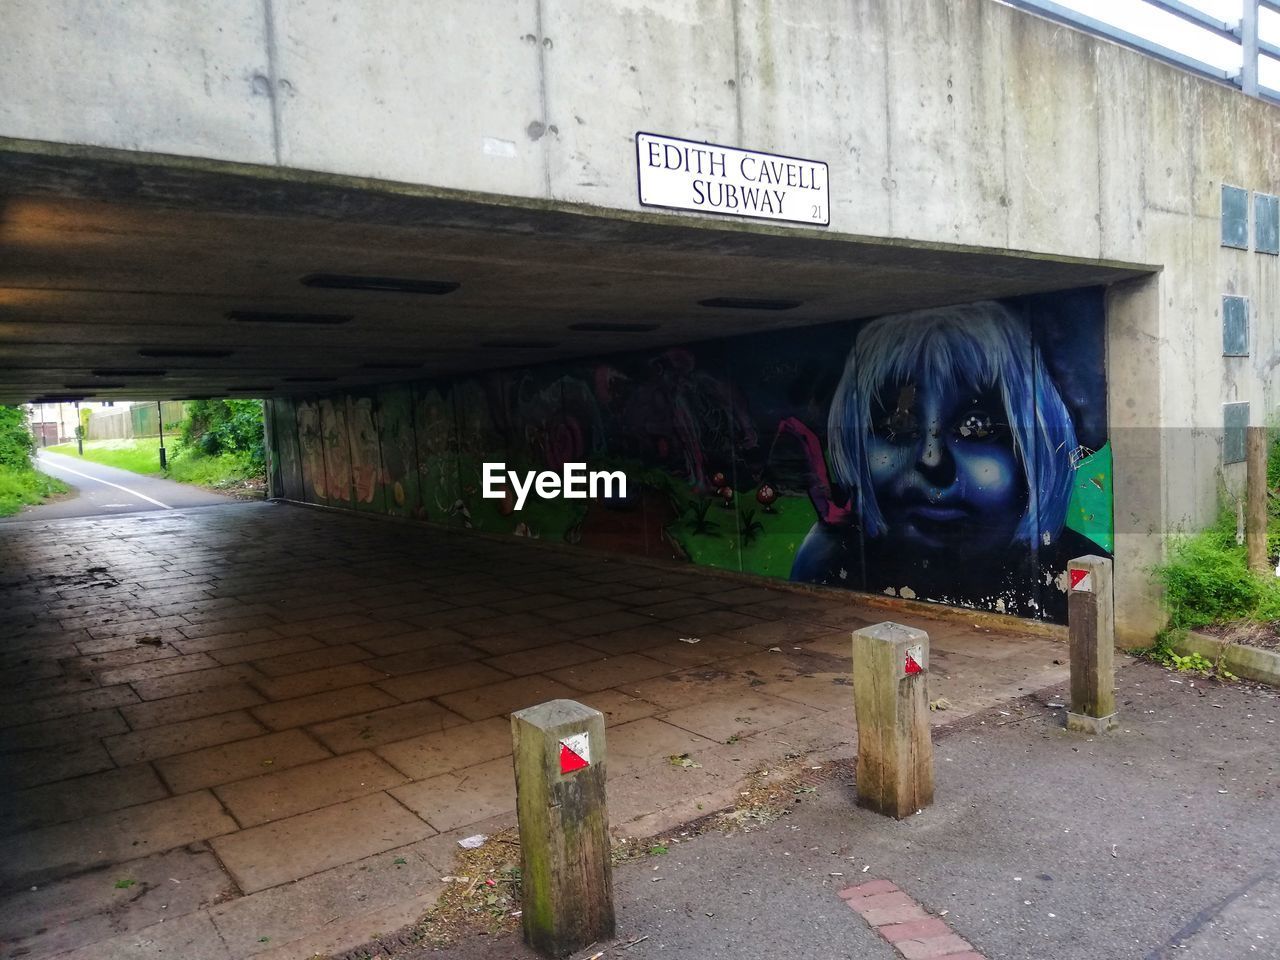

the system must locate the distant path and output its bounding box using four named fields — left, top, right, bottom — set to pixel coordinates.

left=0, top=450, right=231, bottom=521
